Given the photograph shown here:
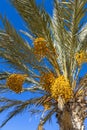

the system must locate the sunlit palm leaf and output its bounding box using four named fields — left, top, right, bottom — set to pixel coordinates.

left=9, top=0, right=60, bottom=76
left=9, top=0, right=52, bottom=41
left=53, top=0, right=87, bottom=82
left=0, top=18, right=39, bottom=74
